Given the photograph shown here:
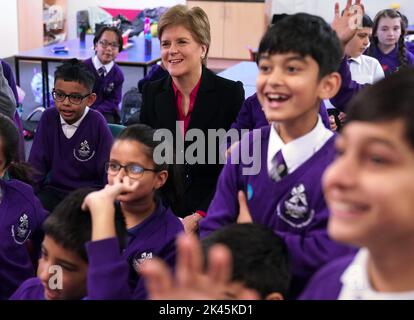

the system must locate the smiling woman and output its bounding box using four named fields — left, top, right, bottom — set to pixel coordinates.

left=140, top=5, right=245, bottom=231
